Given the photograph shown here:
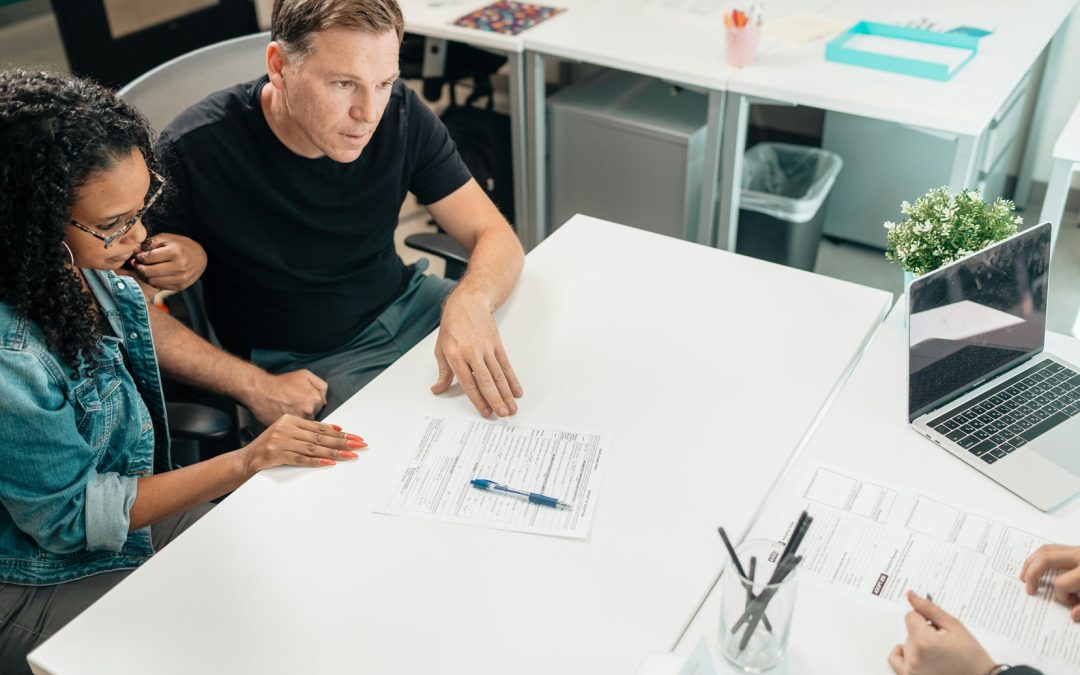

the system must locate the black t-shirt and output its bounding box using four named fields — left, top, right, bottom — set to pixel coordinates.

left=153, top=77, right=471, bottom=355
